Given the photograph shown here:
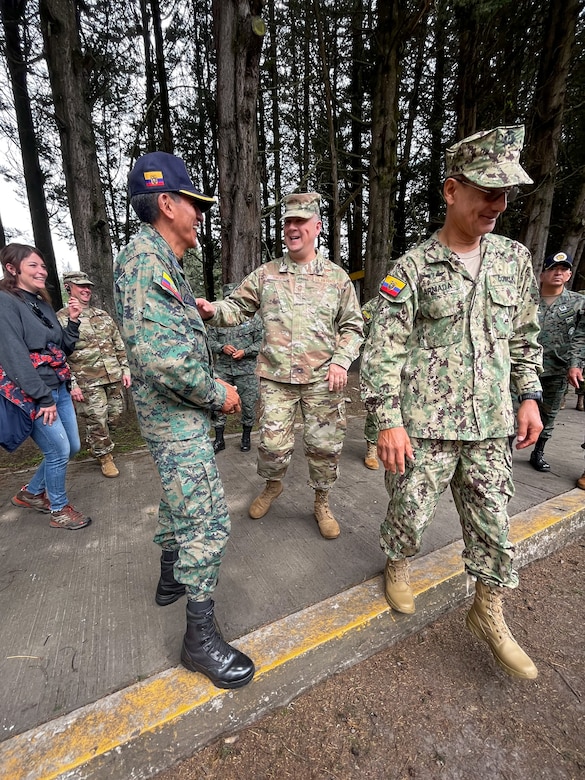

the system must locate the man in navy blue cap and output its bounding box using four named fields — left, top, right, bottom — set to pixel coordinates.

left=529, top=251, right=585, bottom=472
left=113, top=152, right=255, bottom=689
